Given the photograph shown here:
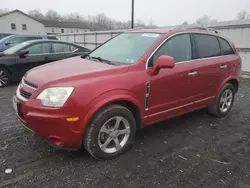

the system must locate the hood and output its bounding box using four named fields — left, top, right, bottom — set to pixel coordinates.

left=24, top=56, right=128, bottom=87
